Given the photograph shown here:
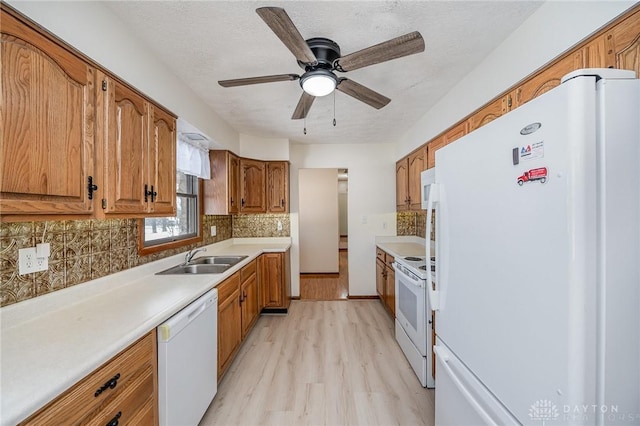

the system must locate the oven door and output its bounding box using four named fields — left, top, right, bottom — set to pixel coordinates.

left=395, top=266, right=427, bottom=355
